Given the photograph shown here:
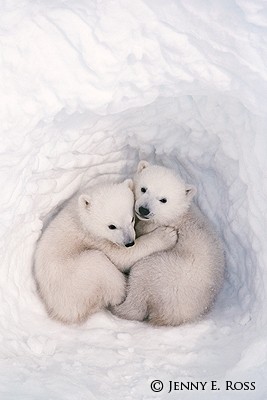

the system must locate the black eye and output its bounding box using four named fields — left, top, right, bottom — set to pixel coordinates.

left=141, top=187, right=147, bottom=193
left=108, top=225, right=117, bottom=230
left=131, top=217, right=134, bottom=223
left=160, top=198, right=167, bottom=203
